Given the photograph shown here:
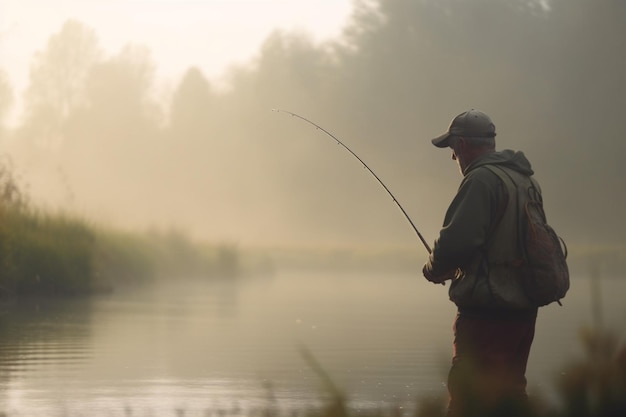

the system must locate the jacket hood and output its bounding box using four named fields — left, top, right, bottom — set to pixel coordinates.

left=465, top=149, right=534, bottom=176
